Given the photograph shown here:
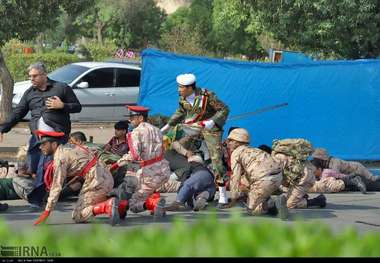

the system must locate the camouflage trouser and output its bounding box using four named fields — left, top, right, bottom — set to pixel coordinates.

left=286, top=165, right=316, bottom=209
left=71, top=168, right=114, bottom=223
left=248, top=174, right=282, bottom=214
left=128, top=169, right=169, bottom=213
left=348, top=162, right=376, bottom=181
left=157, top=179, right=181, bottom=193
left=309, top=177, right=345, bottom=193
left=201, top=130, right=226, bottom=185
